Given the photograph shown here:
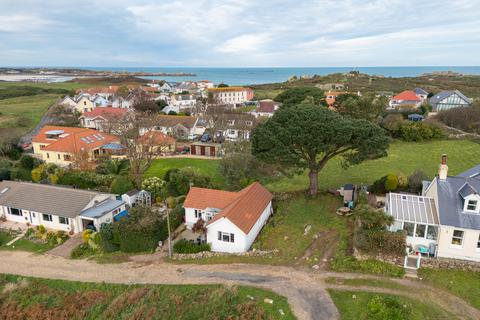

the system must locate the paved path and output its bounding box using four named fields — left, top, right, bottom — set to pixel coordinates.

left=47, top=233, right=83, bottom=258
left=0, top=251, right=478, bottom=320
